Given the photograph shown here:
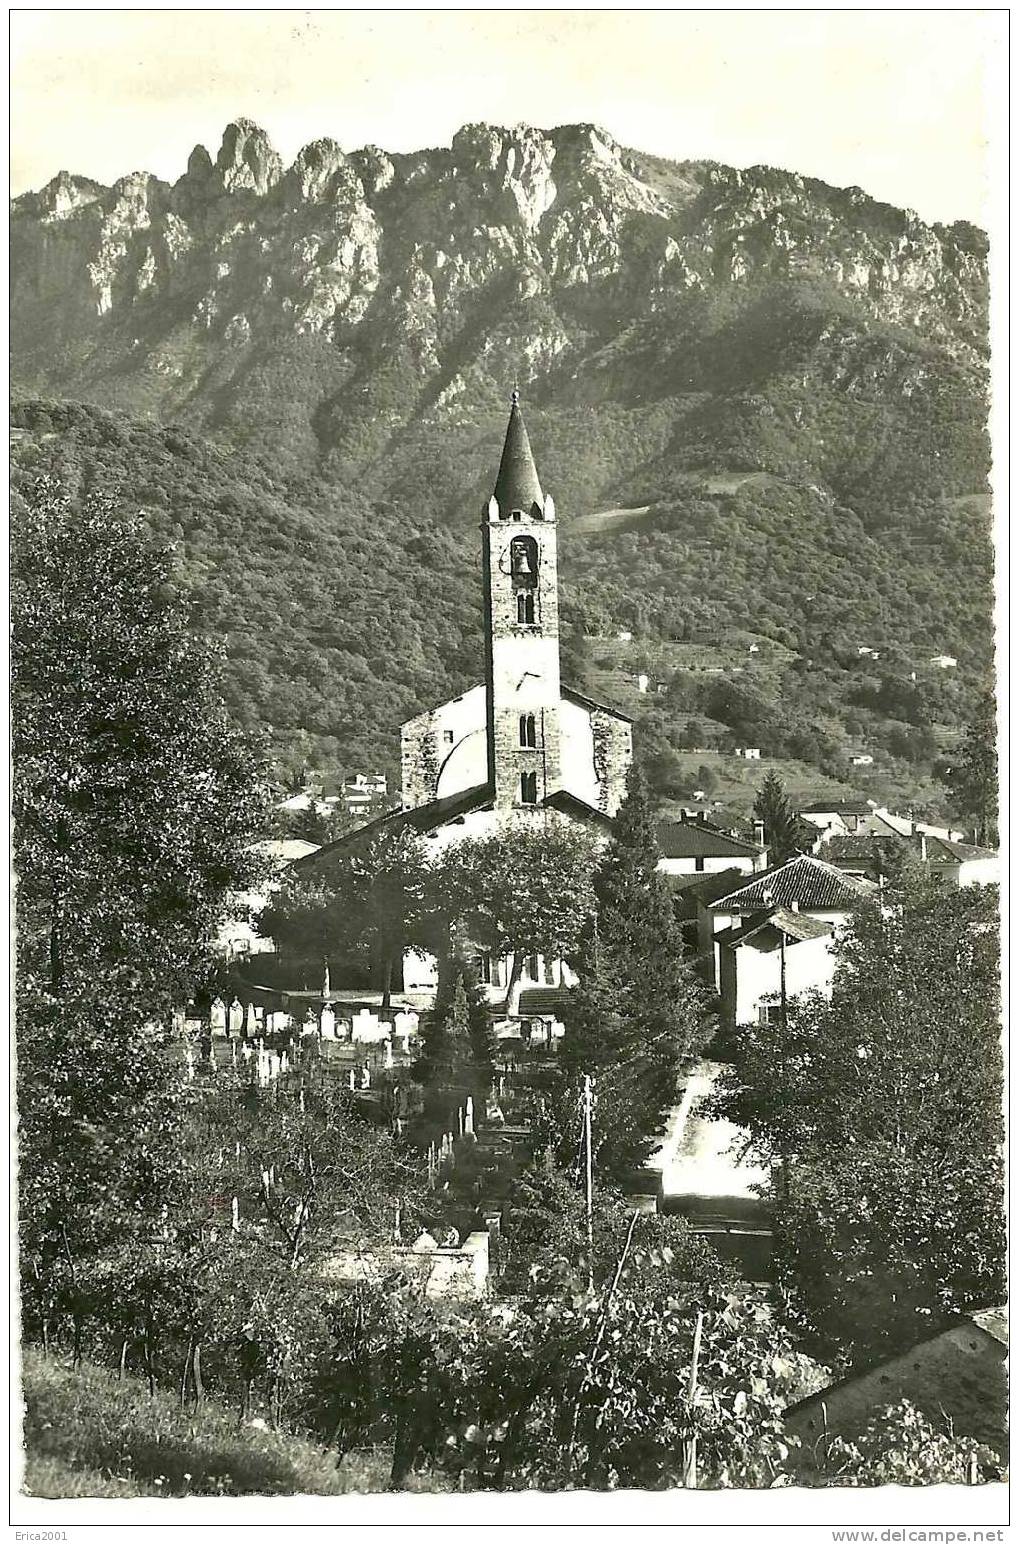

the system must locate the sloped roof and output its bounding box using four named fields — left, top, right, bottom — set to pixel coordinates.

left=562, top=683, right=633, bottom=724
left=826, top=833, right=905, bottom=865
left=923, top=835, right=998, bottom=863
left=709, top=854, right=878, bottom=914
left=289, top=805, right=407, bottom=869
left=785, top=1306, right=1009, bottom=1424
left=404, top=783, right=494, bottom=833
left=542, top=788, right=615, bottom=827
left=664, top=867, right=749, bottom=903
left=492, top=397, right=543, bottom=514
left=969, top=1306, right=1008, bottom=1346
left=291, top=779, right=616, bottom=872
left=253, top=837, right=322, bottom=863
left=716, top=905, right=833, bottom=948
left=799, top=801, right=875, bottom=817
left=658, top=819, right=764, bottom=860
